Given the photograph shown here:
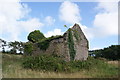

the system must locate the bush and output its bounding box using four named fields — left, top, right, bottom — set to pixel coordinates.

left=22, top=55, right=105, bottom=73
left=28, top=30, right=45, bottom=43
left=22, top=54, right=66, bottom=72
left=24, top=42, right=33, bottom=56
